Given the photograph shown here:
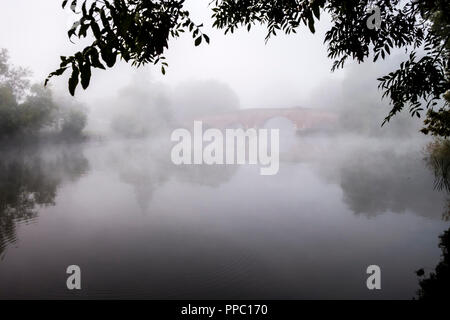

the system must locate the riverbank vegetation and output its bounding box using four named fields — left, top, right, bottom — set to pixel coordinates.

left=0, top=49, right=87, bottom=146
